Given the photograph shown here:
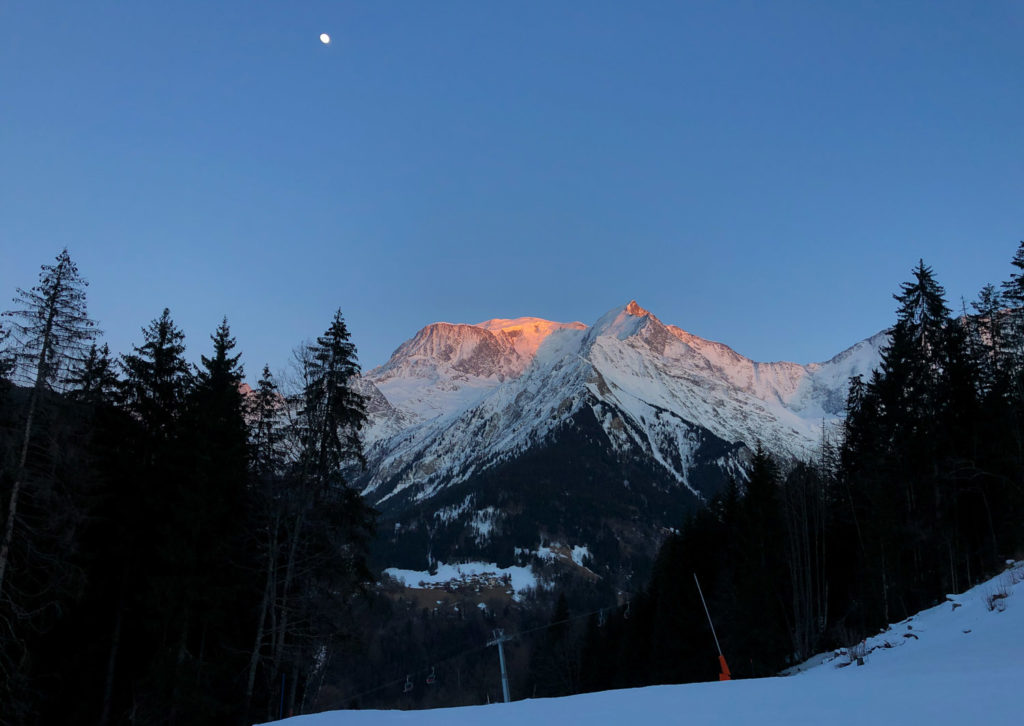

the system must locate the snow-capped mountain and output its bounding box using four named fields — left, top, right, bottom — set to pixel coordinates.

left=356, top=302, right=885, bottom=573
